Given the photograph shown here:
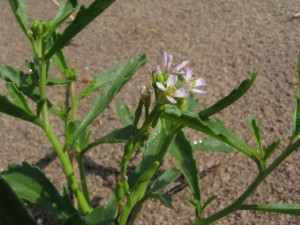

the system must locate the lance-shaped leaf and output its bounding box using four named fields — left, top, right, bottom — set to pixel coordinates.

left=264, top=139, right=280, bottom=161
left=0, top=65, right=66, bottom=120
left=1, top=162, right=77, bottom=224
left=150, top=168, right=181, bottom=192
left=82, top=125, right=132, bottom=155
left=191, top=137, right=234, bottom=153
left=240, top=203, right=300, bottom=215
left=170, top=131, right=201, bottom=214
left=247, top=114, right=263, bottom=154
left=292, top=54, right=300, bottom=137
left=53, top=0, right=78, bottom=29
left=52, top=50, right=69, bottom=75
left=0, top=178, right=38, bottom=225
left=0, top=95, right=43, bottom=127
left=66, top=54, right=147, bottom=148
left=147, top=192, right=173, bottom=209
left=6, top=82, right=32, bottom=114
left=62, top=205, right=118, bottom=225
left=47, top=76, right=72, bottom=86
left=199, top=71, right=258, bottom=119
left=140, top=120, right=172, bottom=174
left=116, top=99, right=134, bottom=126
left=0, top=66, right=22, bottom=86
left=45, top=0, right=116, bottom=60
left=7, top=0, right=33, bottom=43
left=162, top=106, right=259, bottom=164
